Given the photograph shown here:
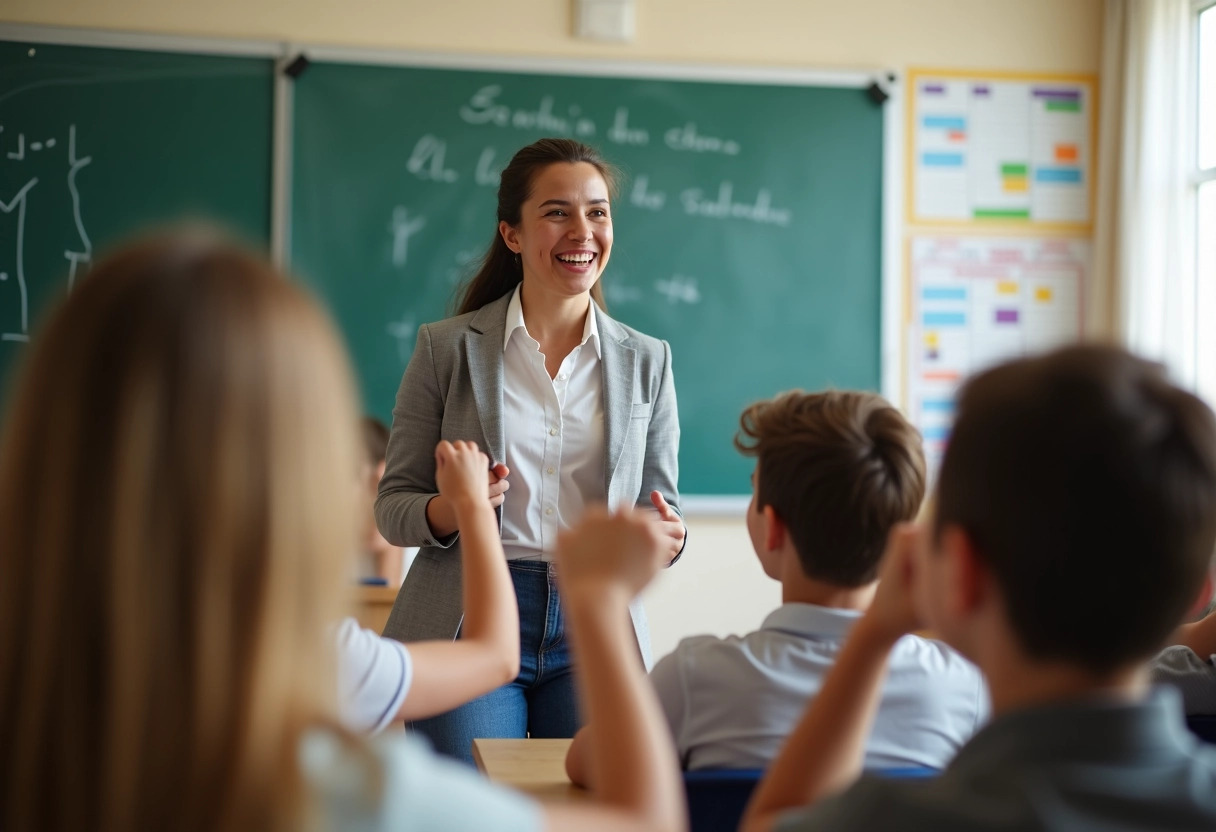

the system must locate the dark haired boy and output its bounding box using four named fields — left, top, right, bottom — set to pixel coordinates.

left=744, top=346, right=1216, bottom=832
left=567, top=391, right=986, bottom=782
